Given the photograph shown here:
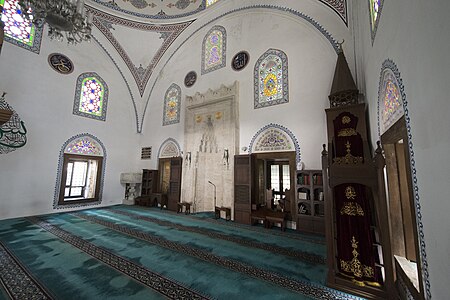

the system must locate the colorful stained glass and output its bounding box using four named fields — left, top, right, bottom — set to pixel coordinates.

left=369, top=0, right=381, bottom=30
left=0, top=0, right=35, bottom=46
left=163, top=83, right=181, bottom=126
left=254, top=49, right=288, bottom=109
left=65, top=136, right=103, bottom=156
left=73, top=73, right=109, bottom=121
left=79, top=77, right=104, bottom=117
left=380, top=70, right=404, bottom=134
left=368, top=0, right=383, bottom=42
left=202, top=26, right=226, bottom=74
left=206, top=0, right=220, bottom=7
